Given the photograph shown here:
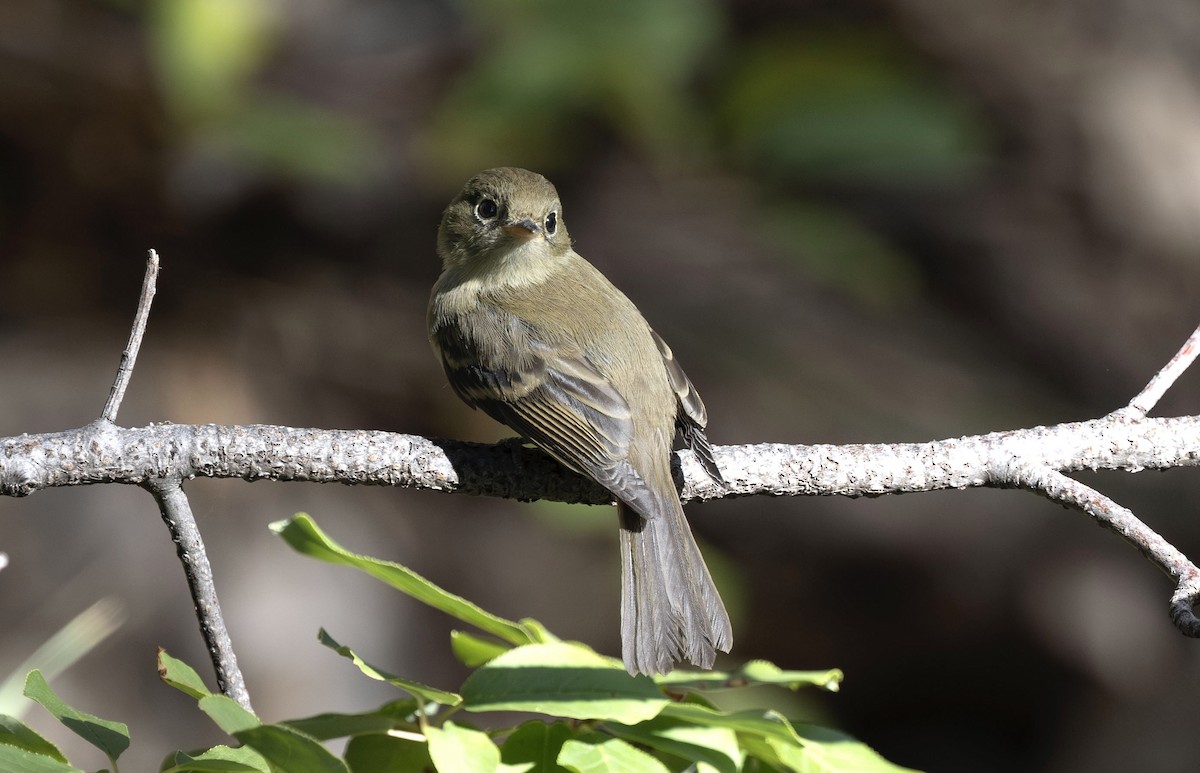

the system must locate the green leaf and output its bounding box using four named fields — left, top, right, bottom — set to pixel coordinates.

left=318, top=629, right=462, bottom=706
left=655, top=660, right=843, bottom=692
left=738, top=733, right=786, bottom=768
left=284, top=700, right=418, bottom=741
left=557, top=736, right=670, bottom=773
left=344, top=733, right=432, bottom=772
left=500, top=721, right=573, bottom=773
left=659, top=704, right=805, bottom=746
left=426, top=721, right=502, bottom=773
left=22, top=670, right=129, bottom=762
left=157, top=651, right=263, bottom=743
left=272, top=515, right=534, bottom=645
left=161, top=744, right=270, bottom=772
left=158, top=649, right=214, bottom=700
left=0, top=744, right=82, bottom=773
left=450, top=631, right=512, bottom=667
left=740, top=661, right=843, bottom=691
left=606, top=715, right=741, bottom=773
left=198, top=695, right=259, bottom=735
left=234, top=724, right=349, bottom=773
left=0, top=715, right=67, bottom=761
left=780, top=724, right=923, bottom=773
left=656, top=705, right=918, bottom=771
left=462, top=642, right=667, bottom=724
left=514, top=618, right=559, bottom=645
